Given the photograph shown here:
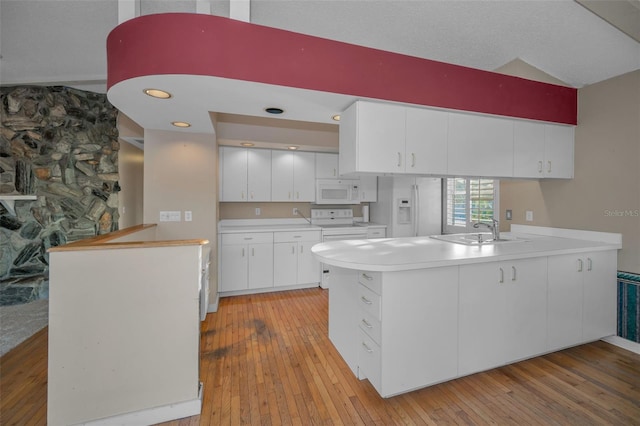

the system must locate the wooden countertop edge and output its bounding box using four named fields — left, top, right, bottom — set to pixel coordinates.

left=49, top=223, right=209, bottom=252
